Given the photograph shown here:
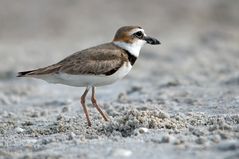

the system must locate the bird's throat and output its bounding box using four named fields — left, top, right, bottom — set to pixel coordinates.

left=113, top=41, right=142, bottom=57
